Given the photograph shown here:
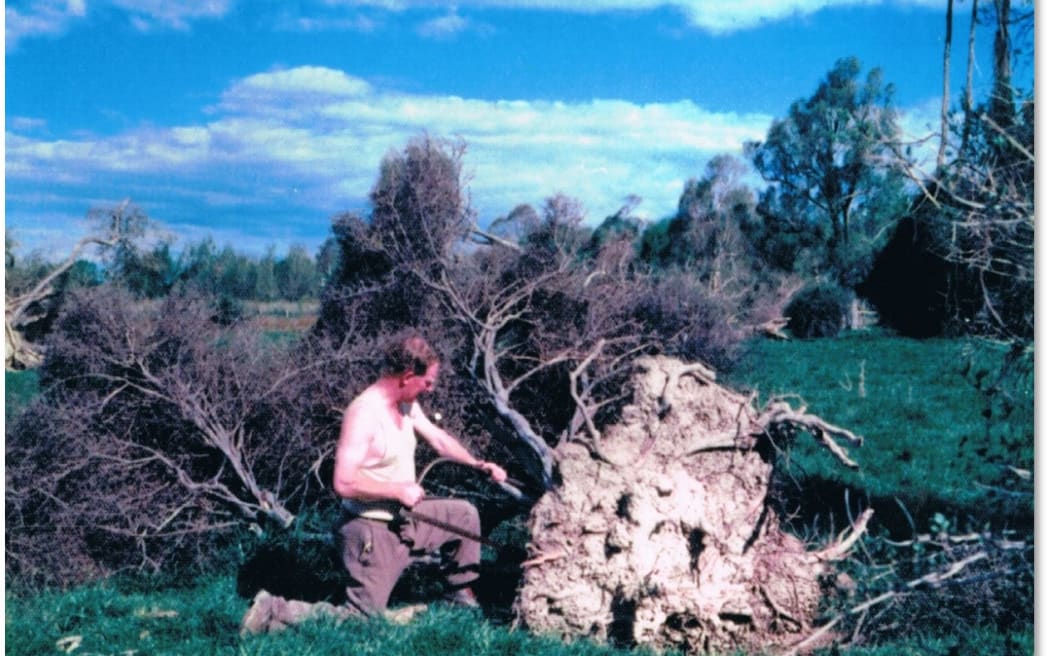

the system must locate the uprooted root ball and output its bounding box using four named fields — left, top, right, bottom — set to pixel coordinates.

left=514, top=356, right=868, bottom=654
